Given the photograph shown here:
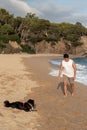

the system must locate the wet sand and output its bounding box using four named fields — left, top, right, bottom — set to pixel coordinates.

left=23, top=54, right=87, bottom=130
